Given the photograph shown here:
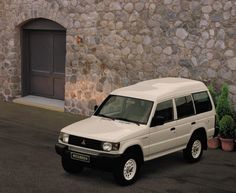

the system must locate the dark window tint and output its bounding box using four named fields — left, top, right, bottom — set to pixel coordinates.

left=193, top=91, right=212, bottom=114
left=155, top=100, right=173, bottom=123
left=175, top=96, right=195, bottom=119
